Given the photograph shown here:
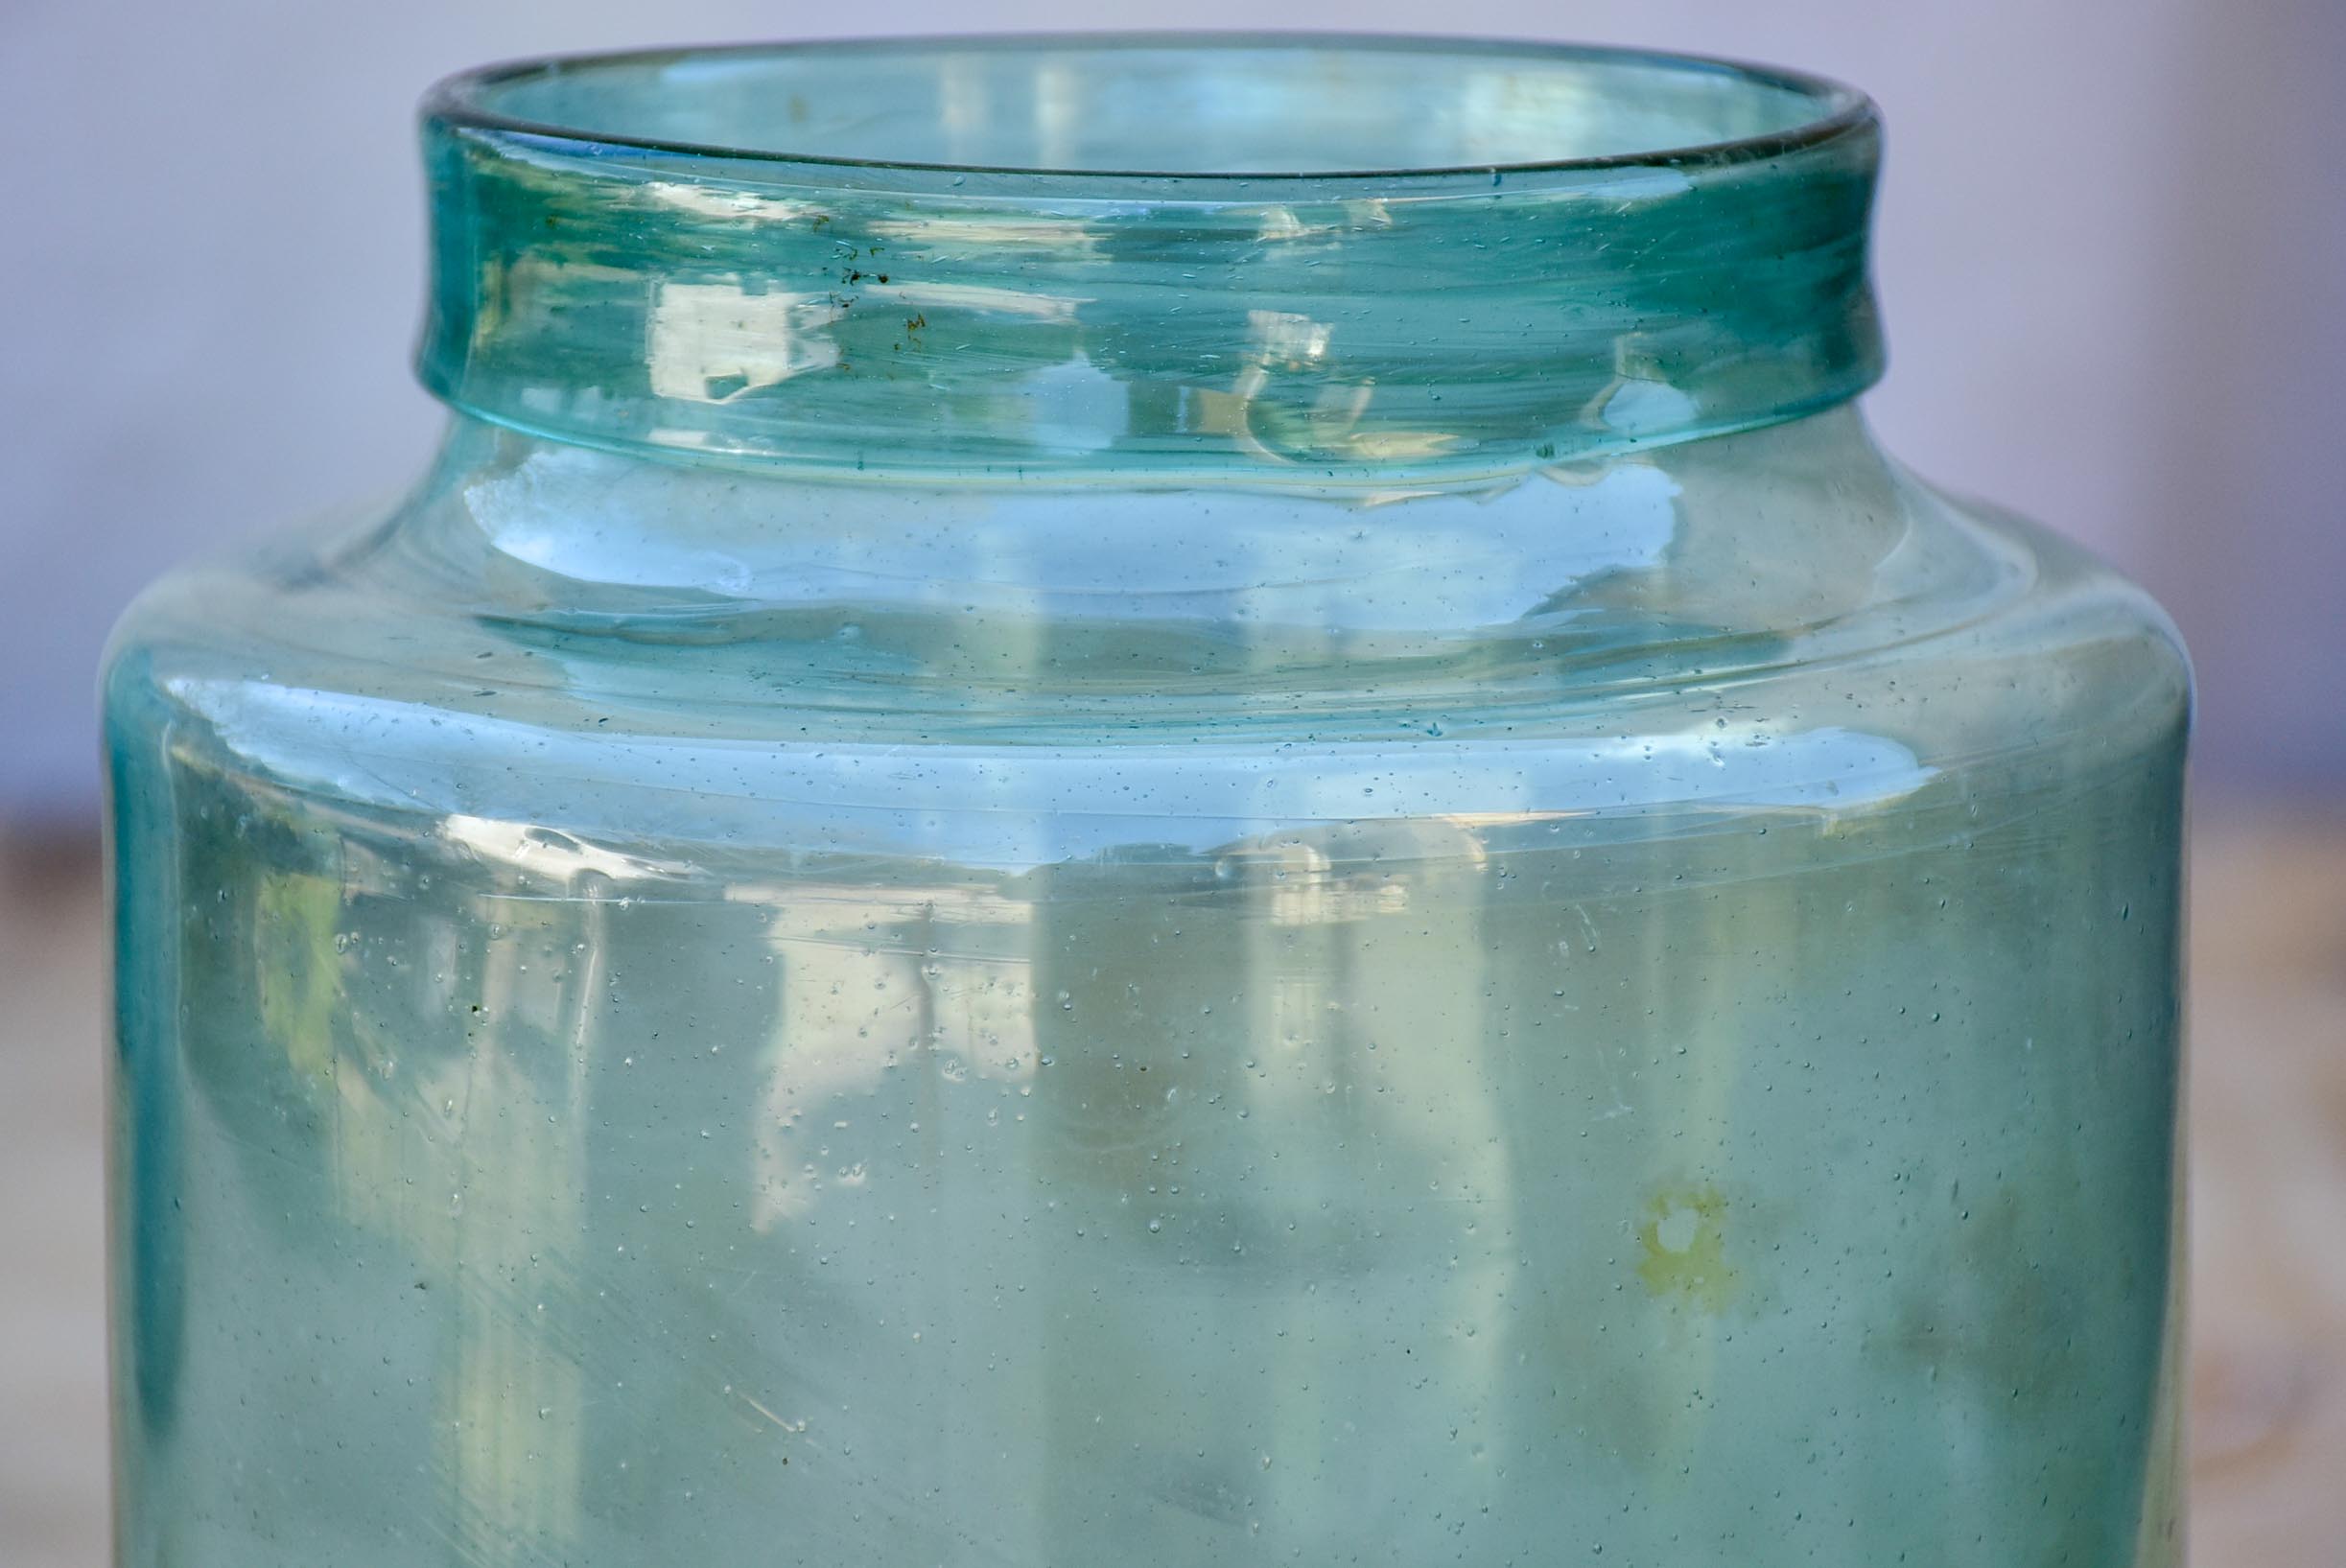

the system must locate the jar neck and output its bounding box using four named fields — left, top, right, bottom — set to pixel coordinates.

left=417, top=39, right=1885, bottom=483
